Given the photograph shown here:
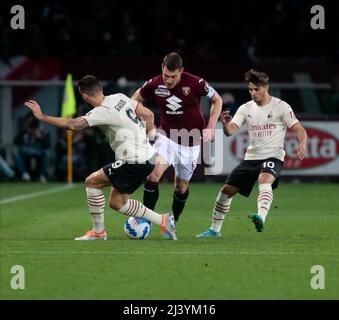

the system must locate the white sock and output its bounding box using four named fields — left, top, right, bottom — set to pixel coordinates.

left=118, top=199, right=162, bottom=226
left=211, top=192, right=232, bottom=232
left=86, top=187, right=105, bottom=233
left=257, top=183, right=273, bottom=222
left=91, top=213, right=105, bottom=233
